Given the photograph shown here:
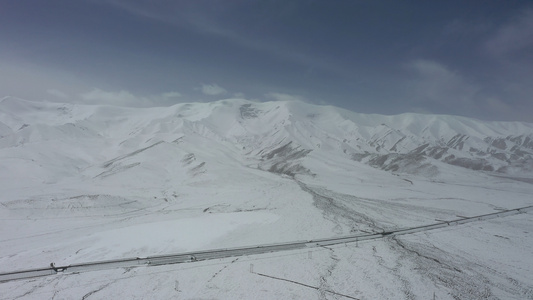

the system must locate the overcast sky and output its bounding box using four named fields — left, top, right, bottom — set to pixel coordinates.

left=1, top=0, right=532, bottom=122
